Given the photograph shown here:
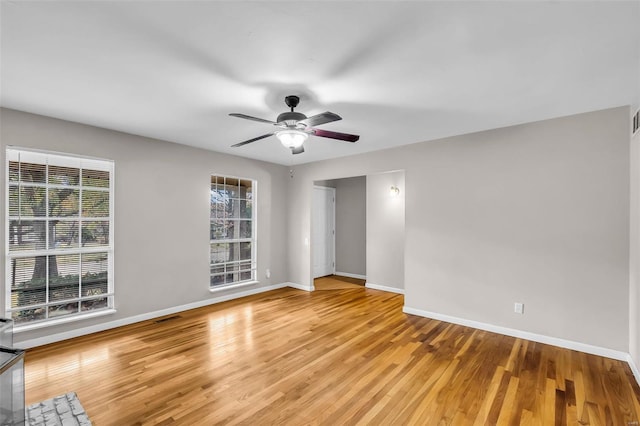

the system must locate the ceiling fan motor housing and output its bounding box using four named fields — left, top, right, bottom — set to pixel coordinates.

left=276, top=111, right=307, bottom=127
